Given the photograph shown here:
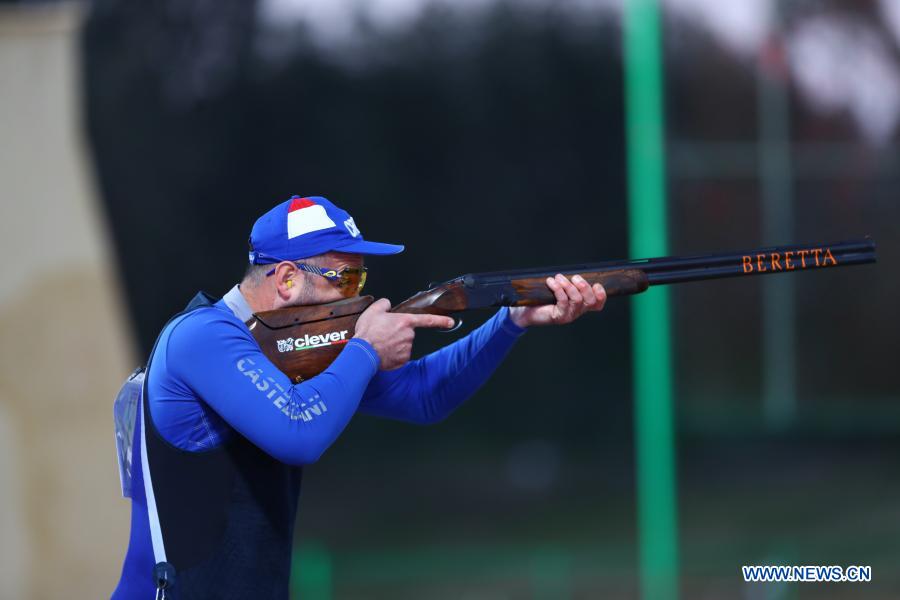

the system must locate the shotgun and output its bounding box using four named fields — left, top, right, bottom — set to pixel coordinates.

left=247, top=238, right=876, bottom=383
